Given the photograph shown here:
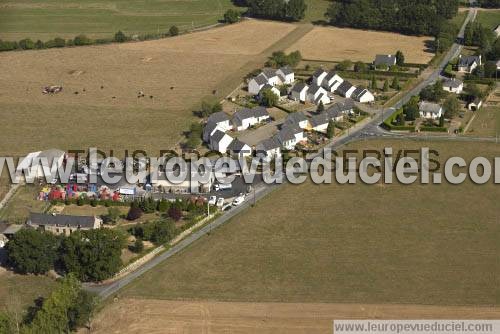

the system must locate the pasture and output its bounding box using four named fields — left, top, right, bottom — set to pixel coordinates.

left=466, top=107, right=500, bottom=137
left=0, top=0, right=241, bottom=41
left=285, top=26, right=434, bottom=63
left=122, top=139, right=500, bottom=306
left=476, top=9, right=500, bottom=30
left=0, top=20, right=301, bottom=157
